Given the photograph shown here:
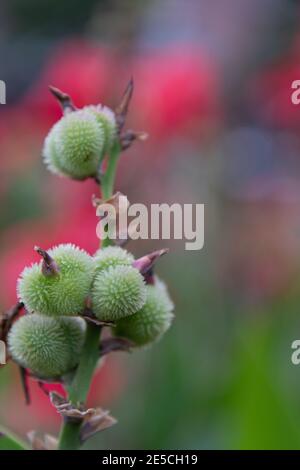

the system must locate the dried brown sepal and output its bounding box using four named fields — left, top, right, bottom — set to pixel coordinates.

left=49, top=391, right=116, bottom=440
left=0, top=302, right=24, bottom=344
left=49, top=392, right=93, bottom=424
left=60, top=406, right=95, bottom=423
left=99, top=337, right=134, bottom=356
left=27, top=431, right=58, bottom=450
left=49, top=85, right=76, bottom=114
left=120, top=130, right=148, bottom=151
left=34, top=246, right=60, bottom=277
left=80, top=408, right=117, bottom=444
left=115, top=78, right=134, bottom=133
left=133, top=249, right=169, bottom=278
